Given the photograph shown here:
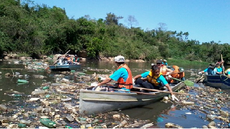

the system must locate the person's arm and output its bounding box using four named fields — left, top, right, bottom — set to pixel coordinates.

left=159, top=75, right=173, bottom=95
left=133, top=75, right=141, bottom=80
left=164, top=83, right=174, bottom=95
left=98, top=78, right=112, bottom=86
left=166, top=68, right=174, bottom=75
left=228, top=74, right=230, bottom=78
